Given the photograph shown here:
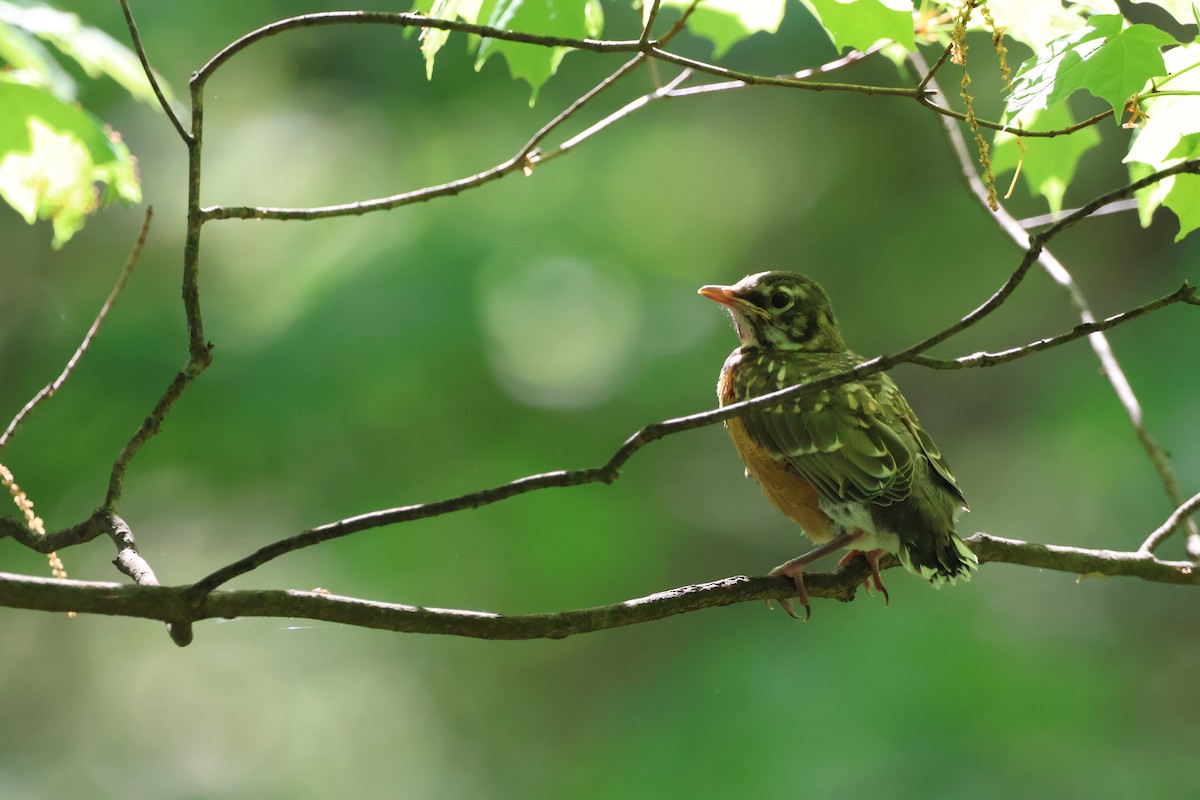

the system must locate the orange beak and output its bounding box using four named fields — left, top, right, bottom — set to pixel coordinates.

left=698, top=284, right=737, bottom=306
